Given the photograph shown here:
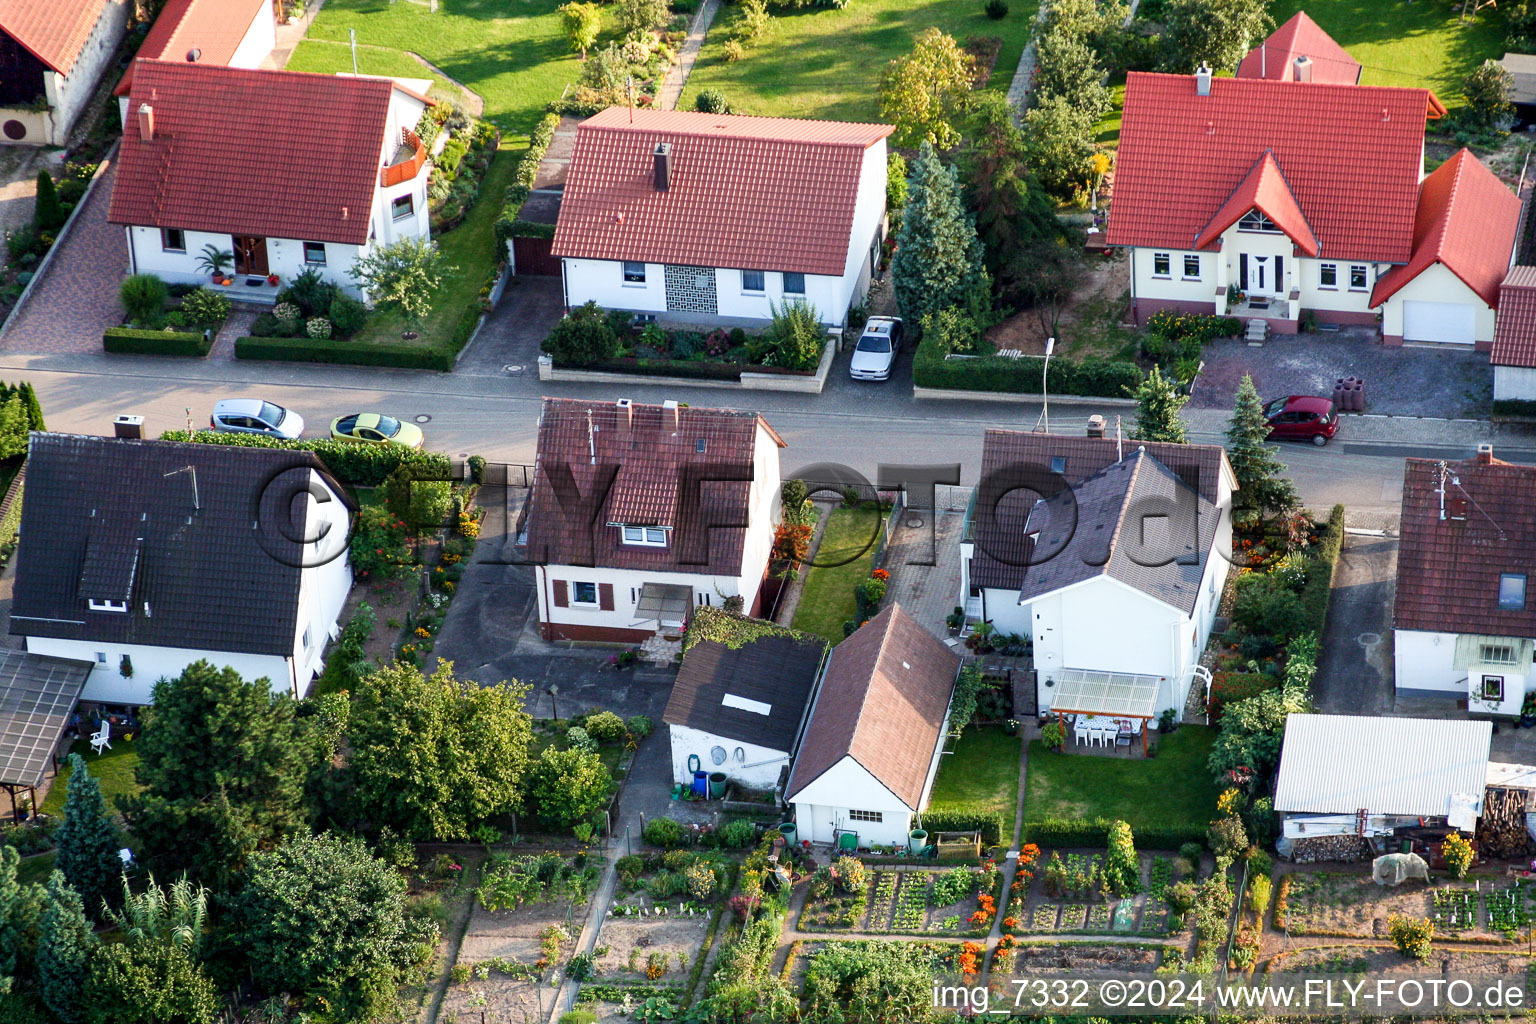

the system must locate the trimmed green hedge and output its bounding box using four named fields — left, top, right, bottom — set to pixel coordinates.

left=493, top=112, right=561, bottom=261
left=1021, top=818, right=1207, bottom=850
left=1493, top=398, right=1536, bottom=419
left=0, top=475, right=23, bottom=554
left=915, top=807, right=1004, bottom=846
left=103, top=327, right=212, bottom=357
left=234, top=335, right=454, bottom=371
left=158, top=429, right=451, bottom=486
left=1297, top=504, right=1345, bottom=637
left=913, top=335, right=1144, bottom=397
